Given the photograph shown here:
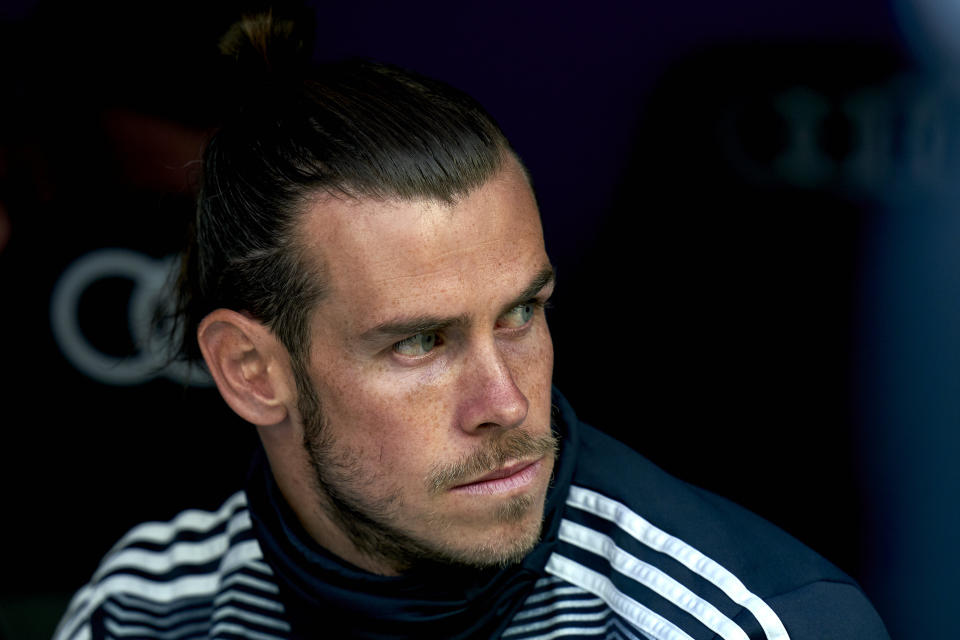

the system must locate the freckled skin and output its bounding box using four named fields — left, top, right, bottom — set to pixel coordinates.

left=269, top=158, right=556, bottom=575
